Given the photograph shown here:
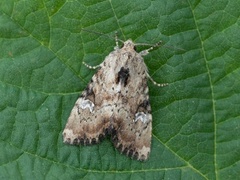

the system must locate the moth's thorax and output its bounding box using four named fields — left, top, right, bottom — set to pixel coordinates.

left=121, top=39, right=135, bottom=51
left=115, top=39, right=142, bottom=67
